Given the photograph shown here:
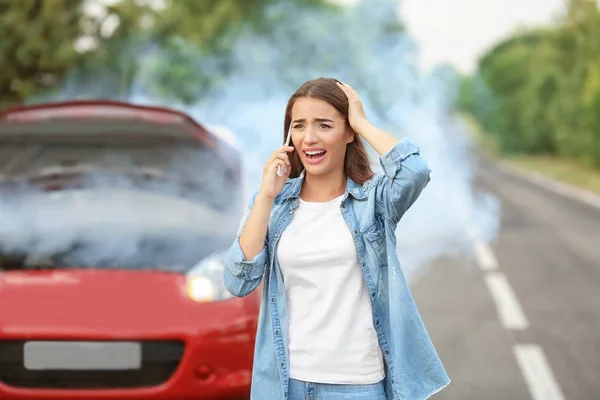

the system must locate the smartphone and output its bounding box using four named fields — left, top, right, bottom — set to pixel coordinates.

left=277, top=124, right=293, bottom=177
